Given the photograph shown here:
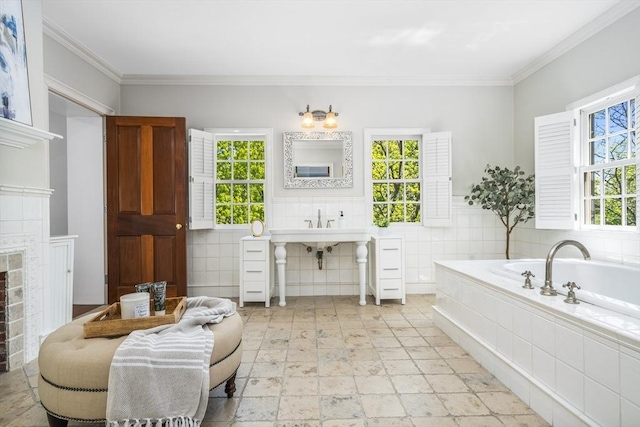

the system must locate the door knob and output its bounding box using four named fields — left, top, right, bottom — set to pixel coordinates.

left=176, top=223, right=183, bottom=230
